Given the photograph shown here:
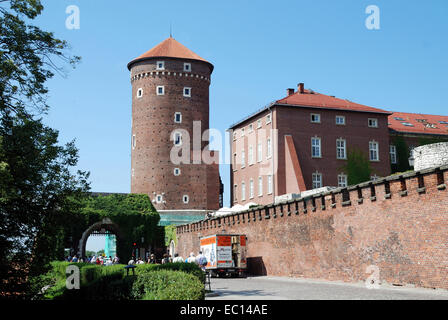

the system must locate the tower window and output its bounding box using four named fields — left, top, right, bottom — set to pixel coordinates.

left=174, top=168, right=181, bottom=176
left=368, top=118, right=378, bottom=128
left=156, top=194, right=163, bottom=203
left=137, top=88, right=143, bottom=98
left=173, top=132, right=182, bottom=146
left=157, top=86, right=165, bottom=95
left=183, top=195, right=189, bottom=204
left=156, top=61, right=165, bottom=70
left=132, top=134, right=136, bottom=149
left=174, top=112, right=182, bottom=123
left=183, top=87, right=191, bottom=97
left=184, top=63, right=191, bottom=72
